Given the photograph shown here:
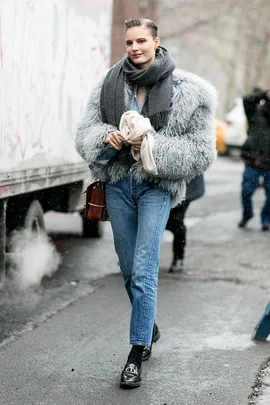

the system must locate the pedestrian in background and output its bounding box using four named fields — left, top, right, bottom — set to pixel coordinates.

left=76, top=17, right=217, bottom=389
left=166, top=174, right=205, bottom=273
left=239, top=88, right=270, bottom=231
